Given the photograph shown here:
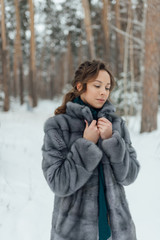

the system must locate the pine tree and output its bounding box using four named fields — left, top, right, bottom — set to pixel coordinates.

left=0, top=0, right=9, bottom=111
left=140, top=0, right=160, bottom=132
